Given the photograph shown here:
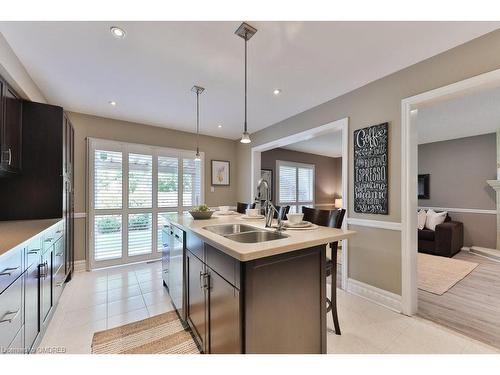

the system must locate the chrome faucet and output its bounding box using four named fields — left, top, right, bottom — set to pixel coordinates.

left=256, top=178, right=285, bottom=232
